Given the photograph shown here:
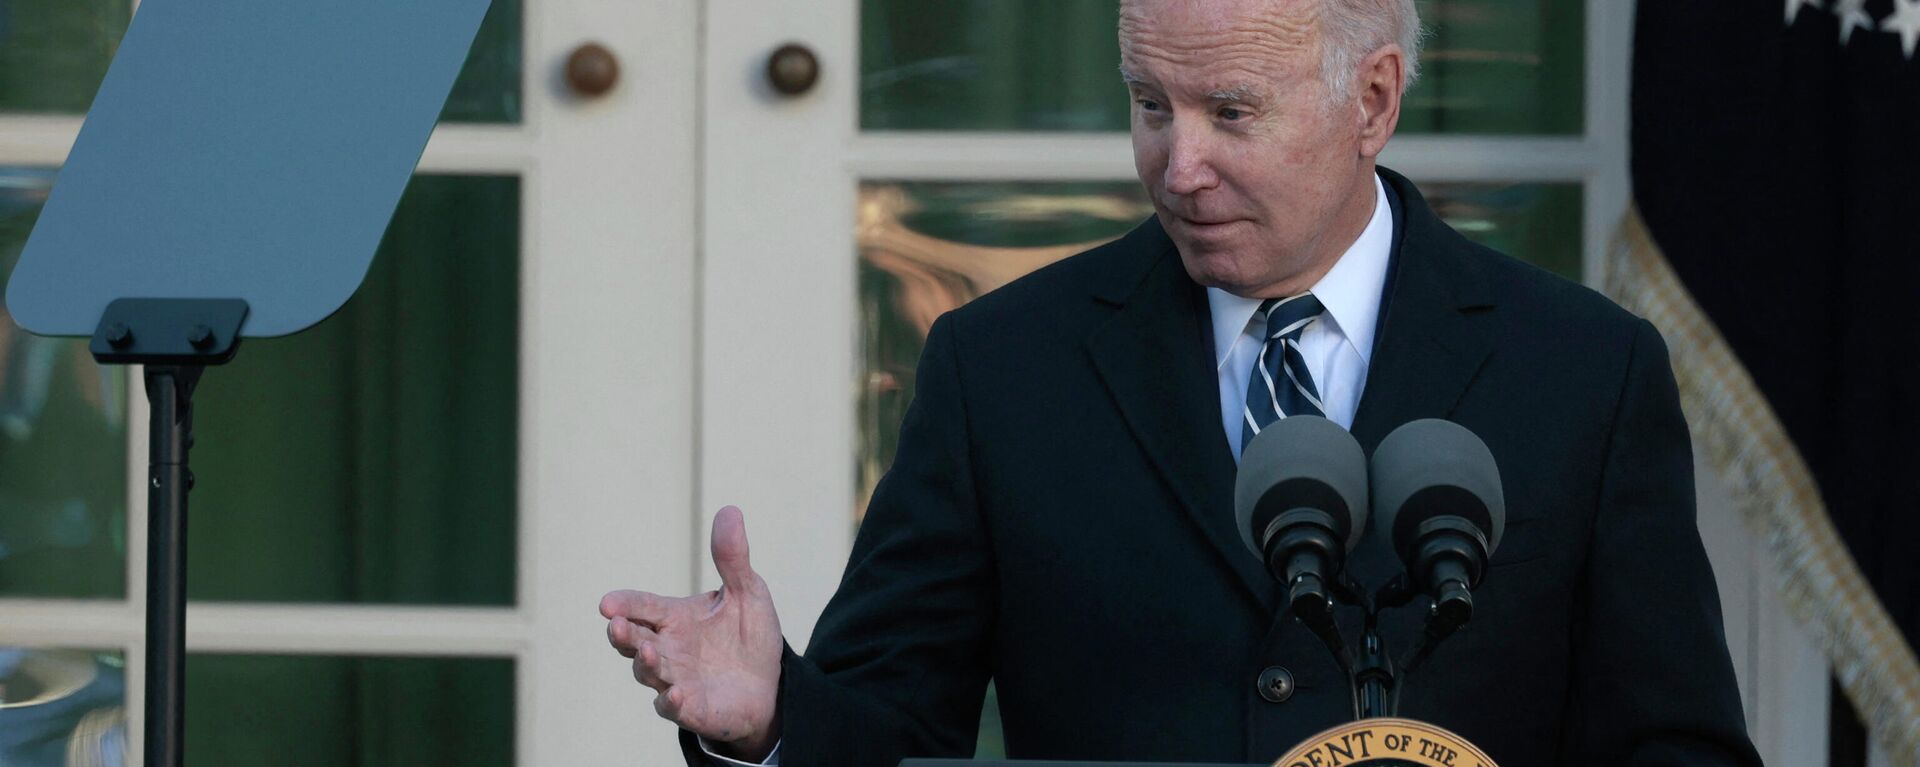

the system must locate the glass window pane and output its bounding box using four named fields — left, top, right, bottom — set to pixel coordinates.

left=0, top=0, right=518, bottom=122
left=0, top=167, right=128, bottom=600
left=0, top=648, right=128, bottom=763
left=1400, top=0, right=1584, bottom=135
left=861, top=0, right=1127, bottom=132
left=1423, top=182, right=1582, bottom=281
left=859, top=0, right=1582, bottom=134
left=187, top=175, right=519, bottom=606
left=187, top=654, right=512, bottom=766
left=856, top=180, right=1153, bottom=521
left=0, top=0, right=130, bottom=115
left=440, top=0, right=523, bottom=124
